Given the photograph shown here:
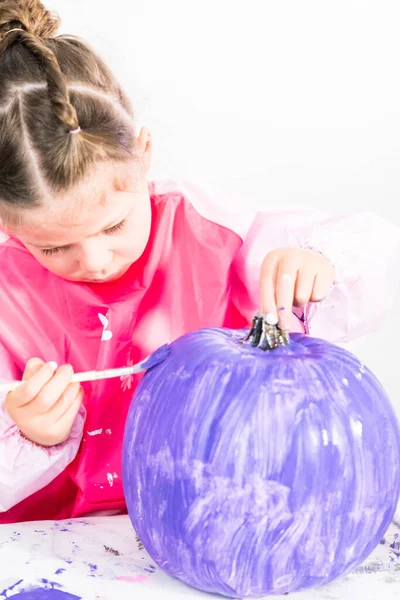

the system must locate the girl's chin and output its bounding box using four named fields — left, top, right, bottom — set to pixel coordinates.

left=64, top=265, right=131, bottom=283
